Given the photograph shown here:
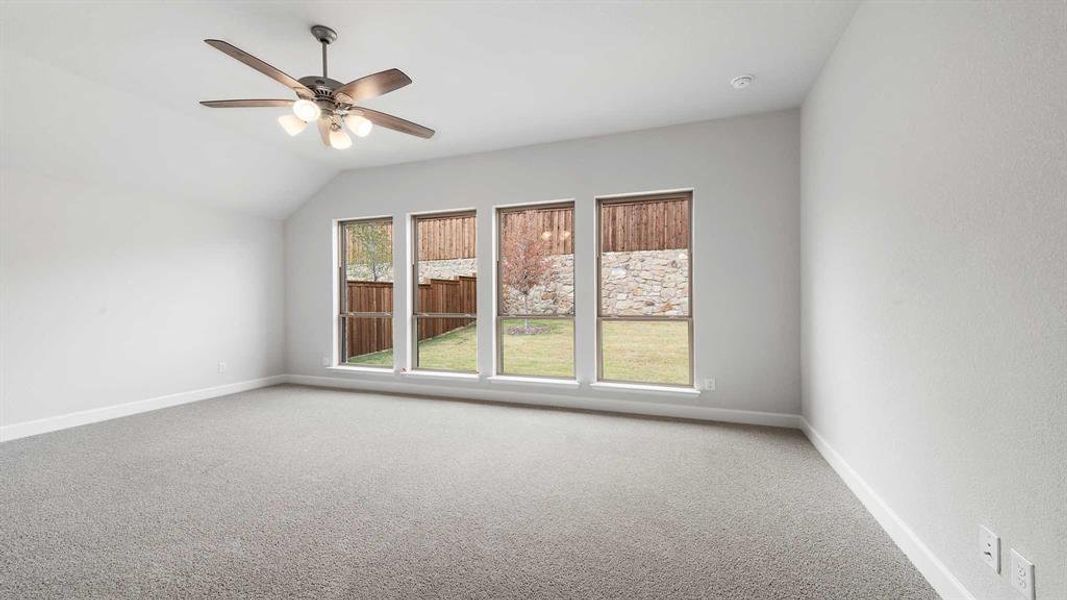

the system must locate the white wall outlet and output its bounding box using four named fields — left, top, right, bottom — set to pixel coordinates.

left=1009, top=549, right=1035, bottom=599
left=321, top=356, right=331, bottom=367
left=978, top=525, right=999, bottom=573
left=703, top=378, right=716, bottom=391
left=217, top=361, right=227, bottom=374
